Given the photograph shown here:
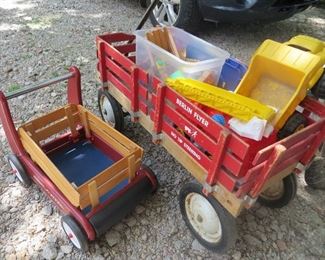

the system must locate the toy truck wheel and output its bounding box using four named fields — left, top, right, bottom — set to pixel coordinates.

left=61, top=215, right=89, bottom=251
left=304, top=157, right=325, bottom=190
left=98, top=89, right=124, bottom=131
left=179, top=182, right=237, bottom=253
left=7, top=154, right=31, bottom=187
left=311, top=73, right=325, bottom=99
left=277, top=112, right=307, bottom=140
left=258, top=173, right=297, bottom=208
